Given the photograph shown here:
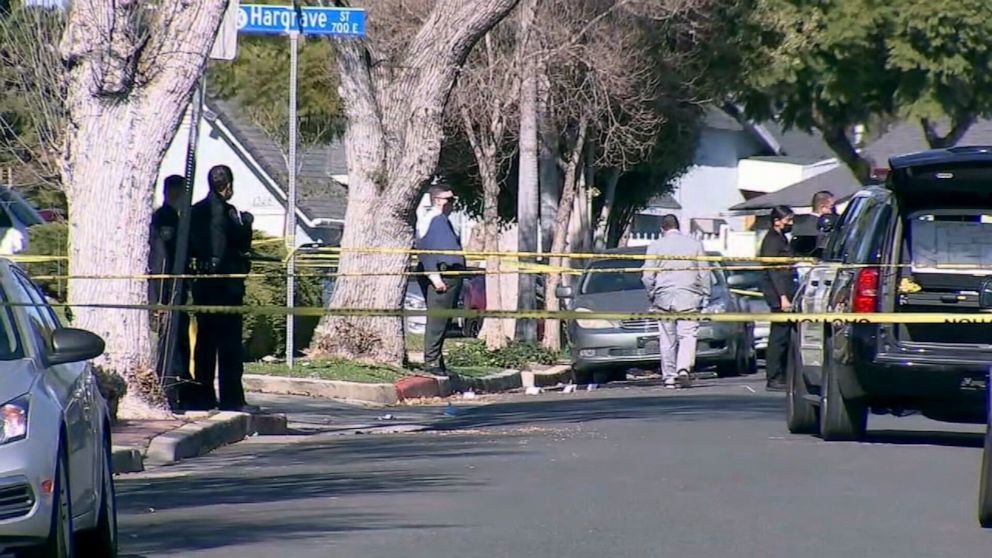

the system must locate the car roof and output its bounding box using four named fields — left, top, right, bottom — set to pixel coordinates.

left=889, top=146, right=992, bottom=170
